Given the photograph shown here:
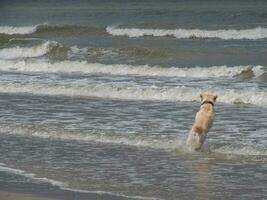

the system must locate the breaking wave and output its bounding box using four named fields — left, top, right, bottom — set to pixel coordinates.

left=4, top=24, right=267, bottom=40
left=0, top=59, right=264, bottom=78
left=0, top=24, right=105, bottom=35
left=0, top=41, right=64, bottom=60
left=106, top=26, right=267, bottom=40
left=0, top=25, right=39, bottom=35
left=0, top=82, right=266, bottom=106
